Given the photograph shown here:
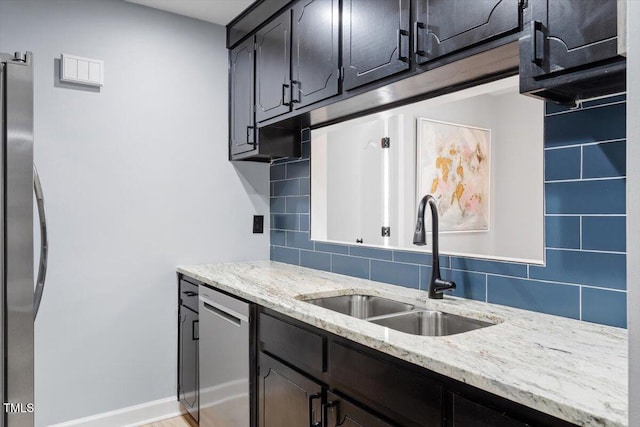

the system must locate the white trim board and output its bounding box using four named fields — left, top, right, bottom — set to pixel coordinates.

left=48, top=397, right=183, bottom=427
left=628, top=0, right=639, bottom=425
